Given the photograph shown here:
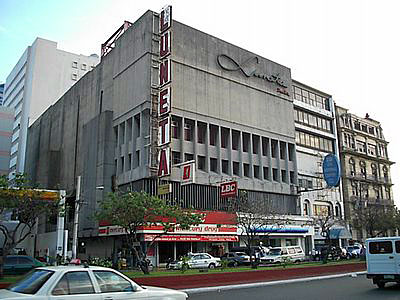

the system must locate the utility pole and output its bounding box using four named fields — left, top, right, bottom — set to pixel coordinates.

left=72, top=176, right=81, bottom=259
